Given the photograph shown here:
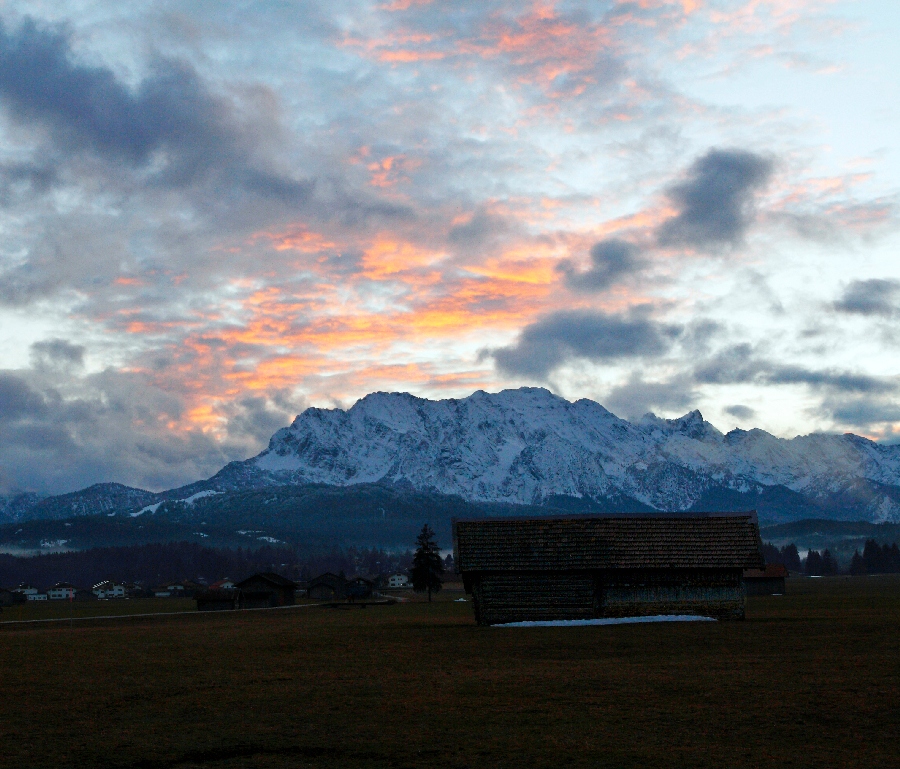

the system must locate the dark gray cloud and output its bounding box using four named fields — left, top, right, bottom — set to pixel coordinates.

left=448, top=210, right=510, bottom=246
left=556, top=238, right=644, bottom=292
left=0, top=373, right=47, bottom=421
left=604, top=373, right=698, bottom=421
left=833, top=279, right=900, bottom=316
left=724, top=404, right=755, bottom=420
left=0, top=161, right=57, bottom=204
left=0, top=16, right=312, bottom=202
left=492, top=309, right=680, bottom=378
left=657, top=148, right=773, bottom=249
left=30, top=338, right=84, bottom=369
left=825, top=397, right=900, bottom=429
left=694, top=344, right=893, bottom=394
left=0, top=364, right=301, bottom=495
